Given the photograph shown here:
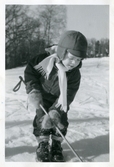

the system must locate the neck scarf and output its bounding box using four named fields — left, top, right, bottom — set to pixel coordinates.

left=34, top=53, right=68, bottom=112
